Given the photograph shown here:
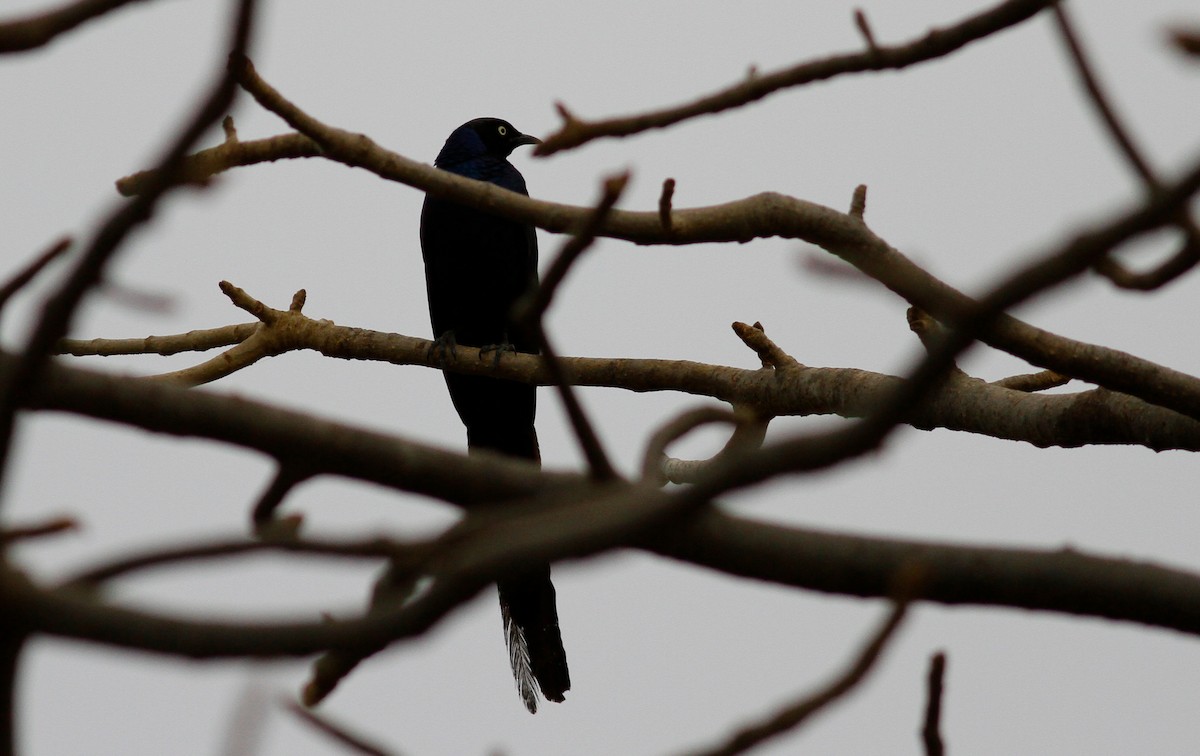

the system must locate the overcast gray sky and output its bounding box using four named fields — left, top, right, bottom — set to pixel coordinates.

left=4, top=1, right=1200, bottom=754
